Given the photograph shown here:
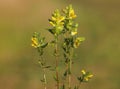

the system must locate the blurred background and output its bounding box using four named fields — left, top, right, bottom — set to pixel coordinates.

left=0, top=0, right=120, bottom=89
